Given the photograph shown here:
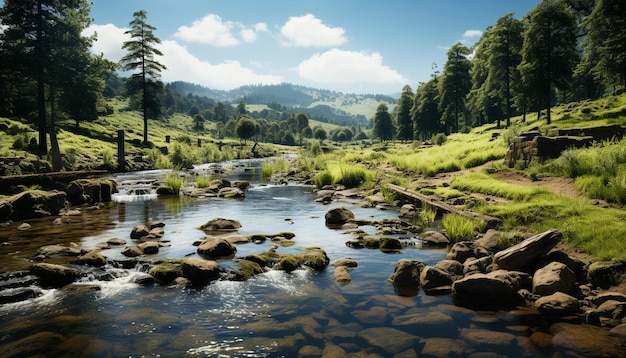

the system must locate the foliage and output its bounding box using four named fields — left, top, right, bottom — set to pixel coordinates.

left=395, top=85, right=414, bottom=141
left=164, top=172, right=186, bottom=195
left=262, top=158, right=289, bottom=180
left=313, top=170, right=334, bottom=189
left=438, top=42, right=472, bottom=133
left=442, top=214, right=479, bottom=244
left=119, top=10, right=166, bottom=143
left=372, top=103, right=394, bottom=141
